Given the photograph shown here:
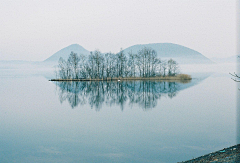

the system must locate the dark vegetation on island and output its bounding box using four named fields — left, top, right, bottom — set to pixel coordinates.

left=52, top=47, right=191, bottom=81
